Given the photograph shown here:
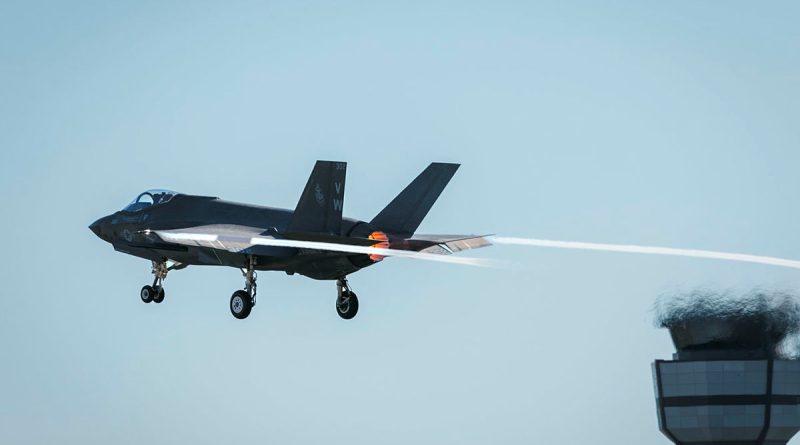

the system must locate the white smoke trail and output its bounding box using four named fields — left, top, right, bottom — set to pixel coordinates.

left=492, top=237, right=800, bottom=271
left=248, top=237, right=492, bottom=267
left=155, top=229, right=492, bottom=267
